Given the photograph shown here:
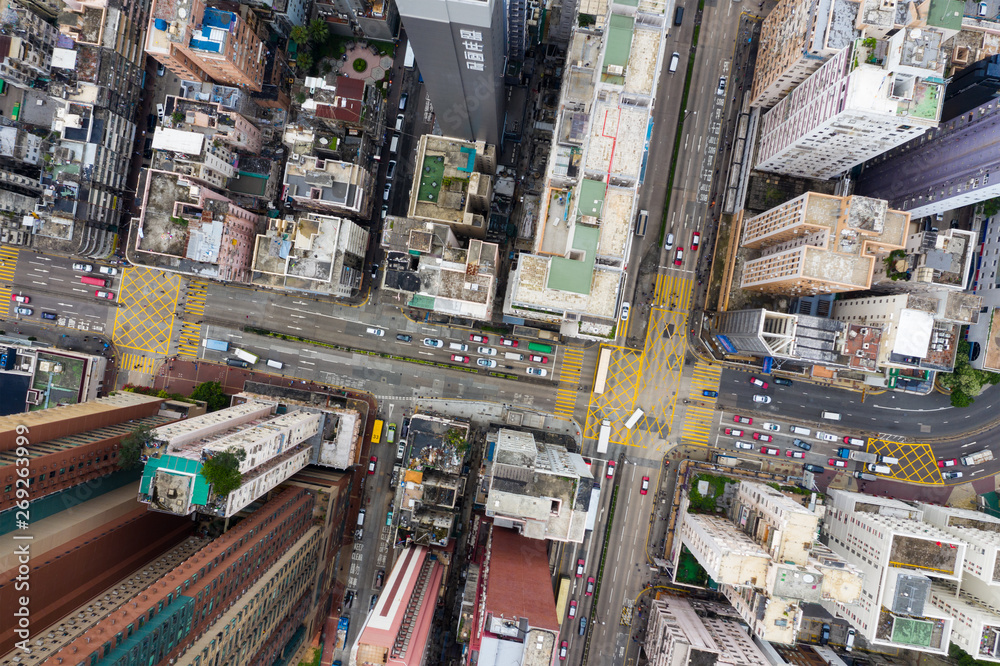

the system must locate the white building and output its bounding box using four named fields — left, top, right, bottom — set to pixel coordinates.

left=966, top=215, right=1000, bottom=371
left=646, top=597, right=769, bottom=666
left=755, top=32, right=945, bottom=180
